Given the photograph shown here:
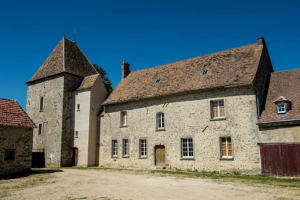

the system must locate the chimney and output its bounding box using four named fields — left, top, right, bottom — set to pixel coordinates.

left=122, top=61, right=130, bottom=79
left=257, top=37, right=265, bottom=46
